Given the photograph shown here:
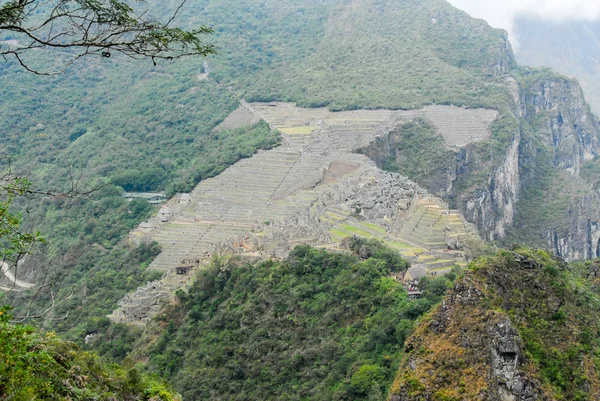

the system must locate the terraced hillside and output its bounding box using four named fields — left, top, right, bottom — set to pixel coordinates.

left=110, top=102, right=490, bottom=324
